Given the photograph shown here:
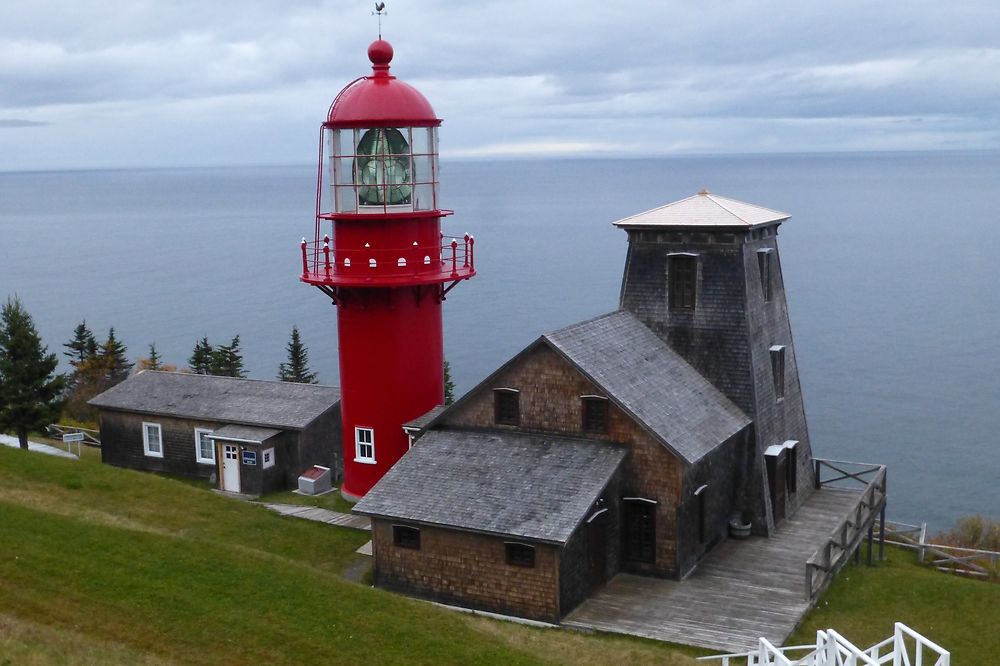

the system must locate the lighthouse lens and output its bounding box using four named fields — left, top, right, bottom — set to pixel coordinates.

left=356, top=128, right=412, bottom=206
